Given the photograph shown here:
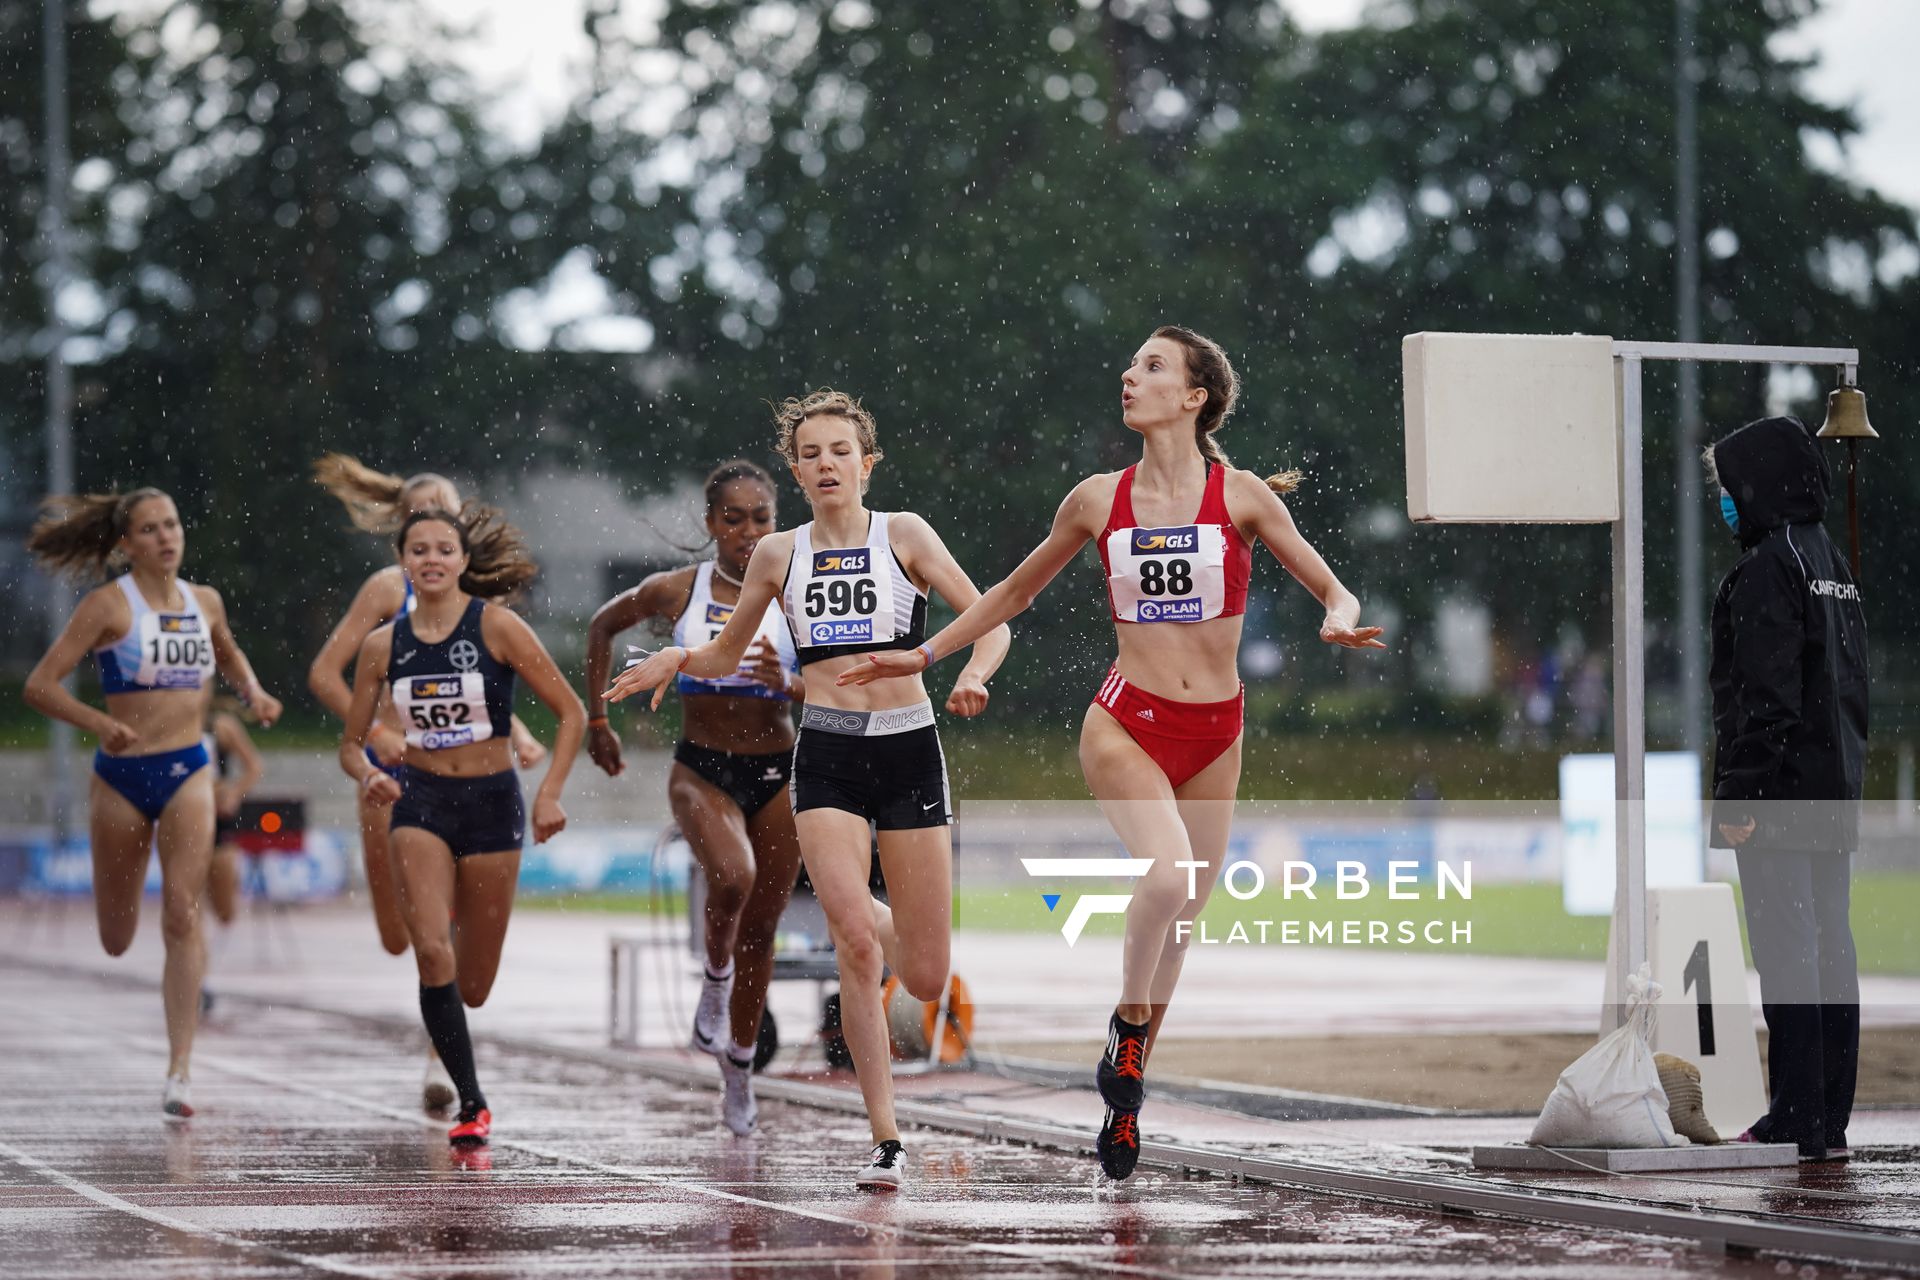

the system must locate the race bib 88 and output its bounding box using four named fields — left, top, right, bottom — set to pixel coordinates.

left=1105, top=523, right=1229, bottom=624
